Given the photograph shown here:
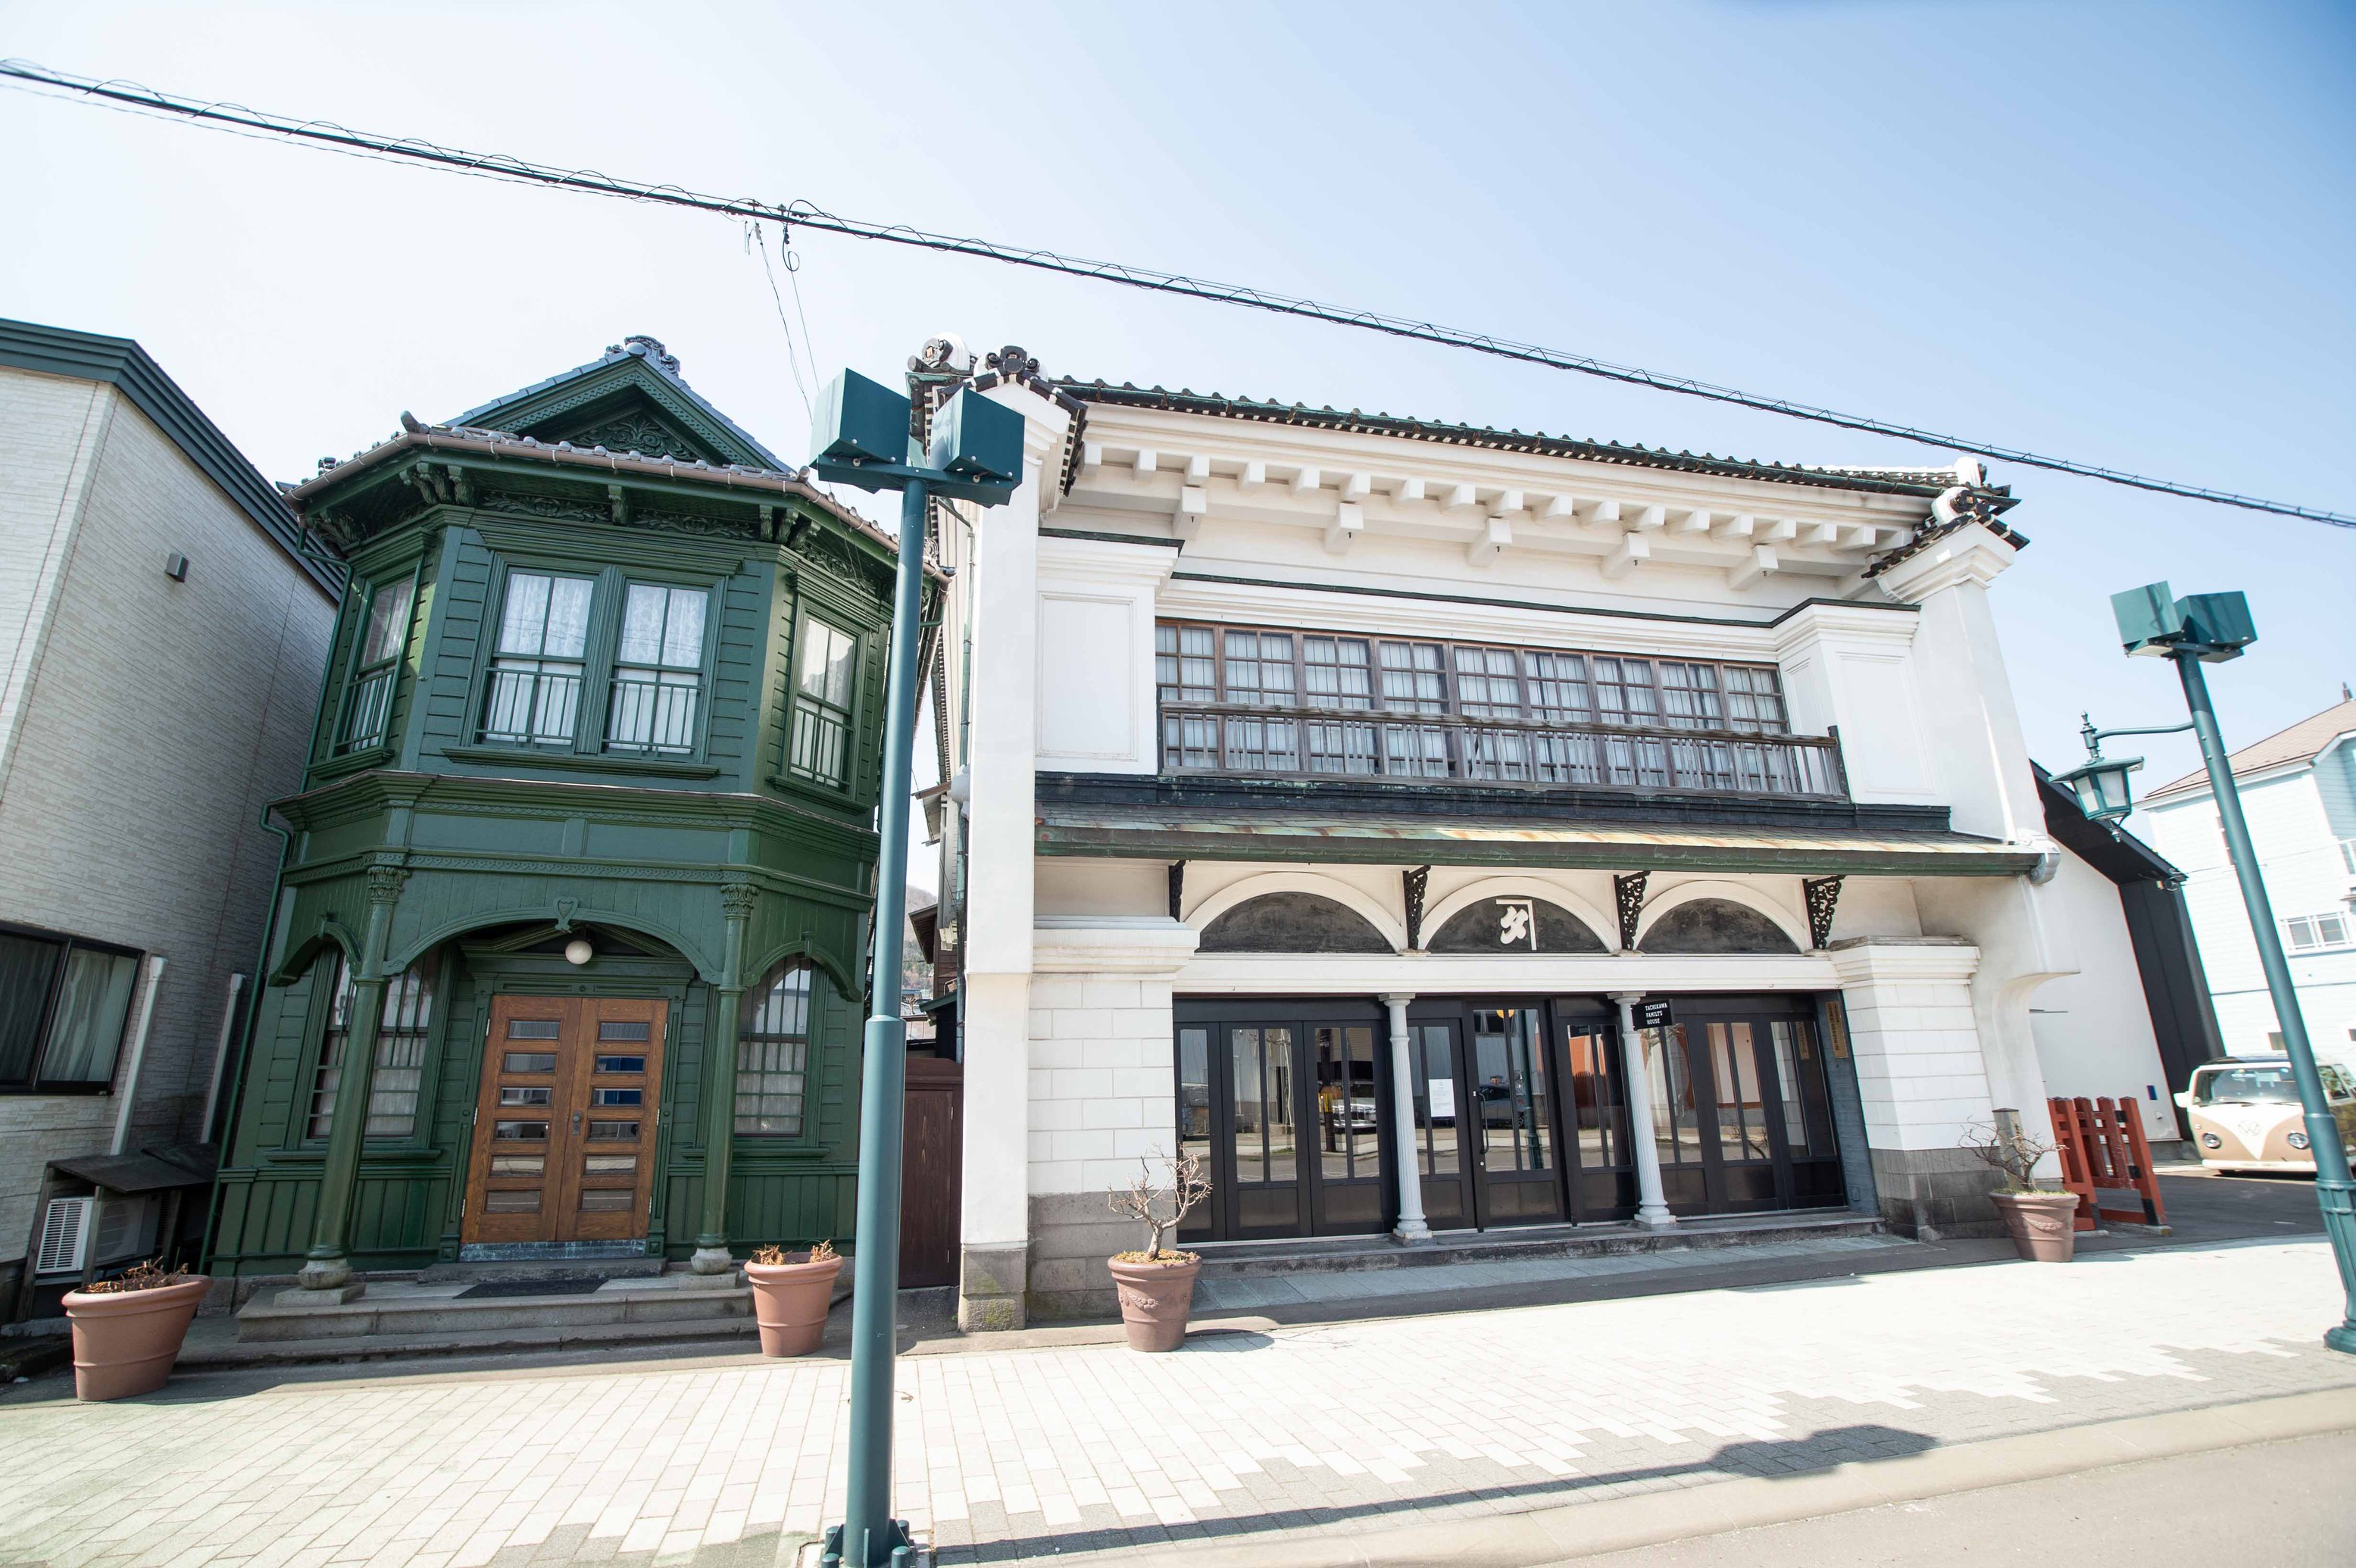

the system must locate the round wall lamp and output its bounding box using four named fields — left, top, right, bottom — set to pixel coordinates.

left=564, top=938, right=594, bottom=967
